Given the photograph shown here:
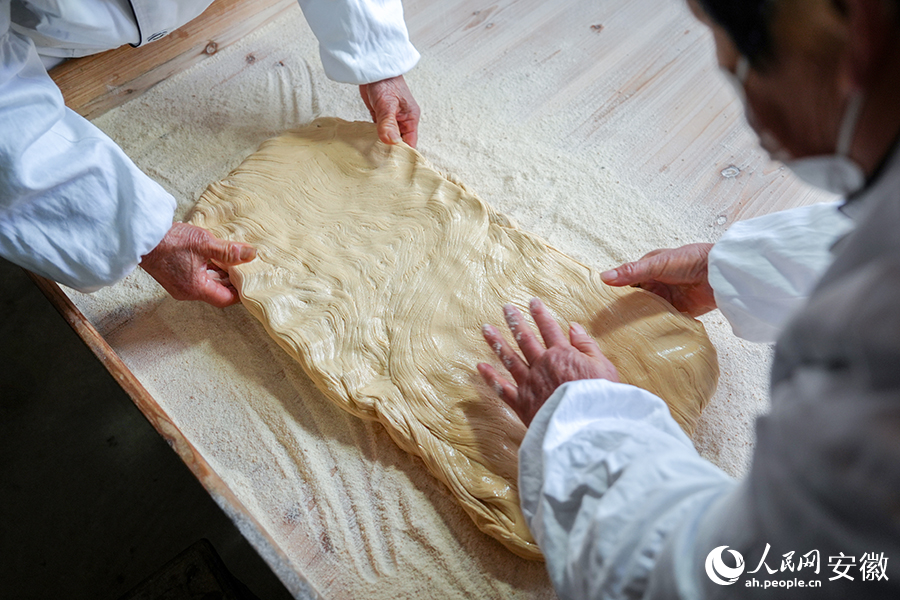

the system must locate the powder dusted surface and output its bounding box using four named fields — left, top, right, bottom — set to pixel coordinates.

left=67, top=1, right=837, bottom=597
left=189, top=117, right=719, bottom=560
